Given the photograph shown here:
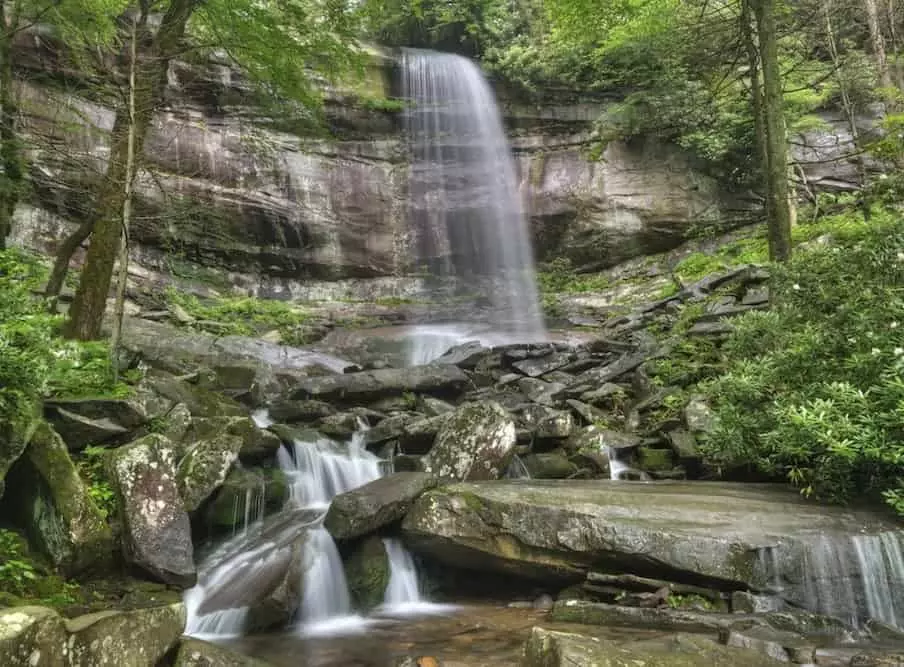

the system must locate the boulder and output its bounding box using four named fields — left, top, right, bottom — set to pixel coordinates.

left=517, top=378, right=565, bottom=406
left=267, top=400, right=335, bottom=424
left=3, top=422, right=113, bottom=575
left=44, top=397, right=147, bottom=450
left=342, top=535, right=391, bottom=611
left=290, top=365, right=468, bottom=403
left=143, top=371, right=248, bottom=419
left=108, top=434, right=196, bottom=587
left=365, top=414, right=424, bottom=447
left=65, top=602, right=186, bottom=667
left=0, top=606, right=67, bottom=667
left=401, top=480, right=902, bottom=596
left=0, top=418, right=34, bottom=500
left=522, top=627, right=788, bottom=667
left=175, top=638, right=276, bottom=666
left=42, top=406, right=130, bottom=451
left=398, top=414, right=452, bottom=454
left=324, top=472, right=438, bottom=541
left=246, top=533, right=308, bottom=632
left=177, top=431, right=245, bottom=512
left=520, top=406, right=574, bottom=440
left=183, top=416, right=281, bottom=465
left=421, top=403, right=516, bottom=481
left=523, top=453, right=578, bottom=480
